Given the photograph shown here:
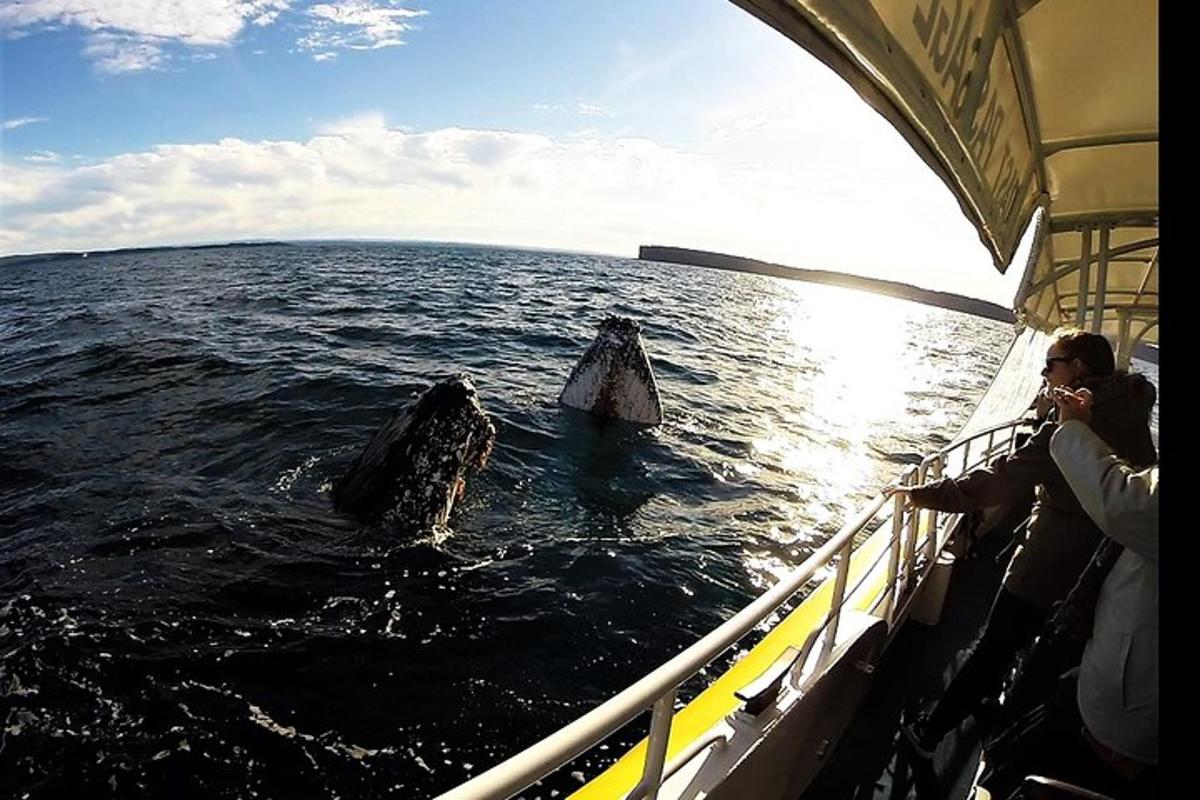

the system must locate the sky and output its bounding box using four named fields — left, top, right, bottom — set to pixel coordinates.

left=0, top=0, right=1029, bottom=304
